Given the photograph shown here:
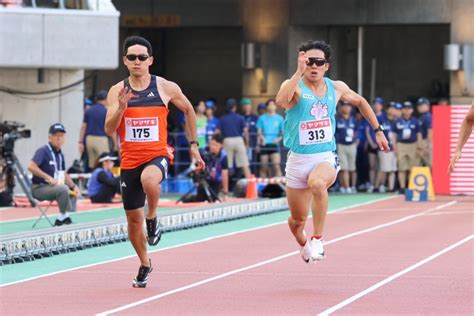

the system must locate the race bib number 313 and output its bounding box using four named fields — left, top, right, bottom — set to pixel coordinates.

left=299, top=118, right=333, bottom=145
left=125, top=117, right=159, bottom=142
